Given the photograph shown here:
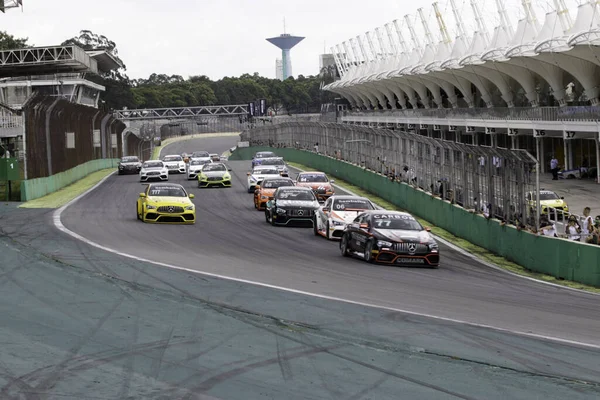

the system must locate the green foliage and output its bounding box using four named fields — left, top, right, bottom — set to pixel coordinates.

left=0, top=30, right=30, bottom=50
